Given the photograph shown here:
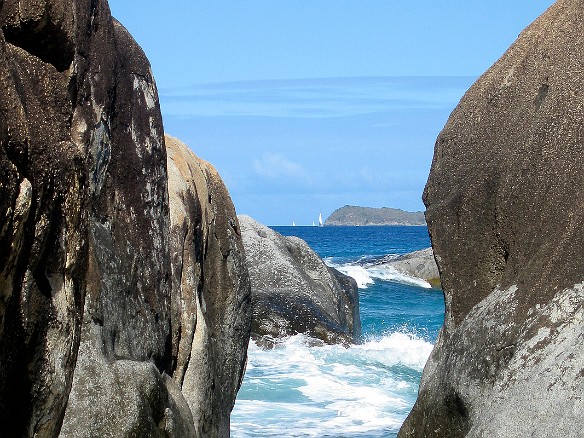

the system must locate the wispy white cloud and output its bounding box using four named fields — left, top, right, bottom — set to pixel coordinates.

left=252, top=153, right=313, bottom=186
left=160, top=76, right=473, bottom=225
left=159, top=76, right=476, bottom=119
